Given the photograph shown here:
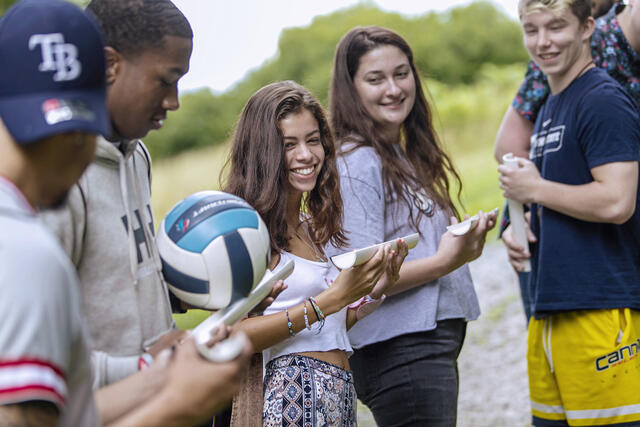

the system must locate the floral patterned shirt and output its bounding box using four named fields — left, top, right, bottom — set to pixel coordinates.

left=513, top=4, right=640, bottom=122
